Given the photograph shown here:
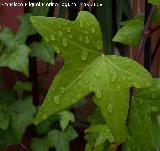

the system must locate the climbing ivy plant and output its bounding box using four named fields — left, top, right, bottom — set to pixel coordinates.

left=30, top=10, right=159, bottom=151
